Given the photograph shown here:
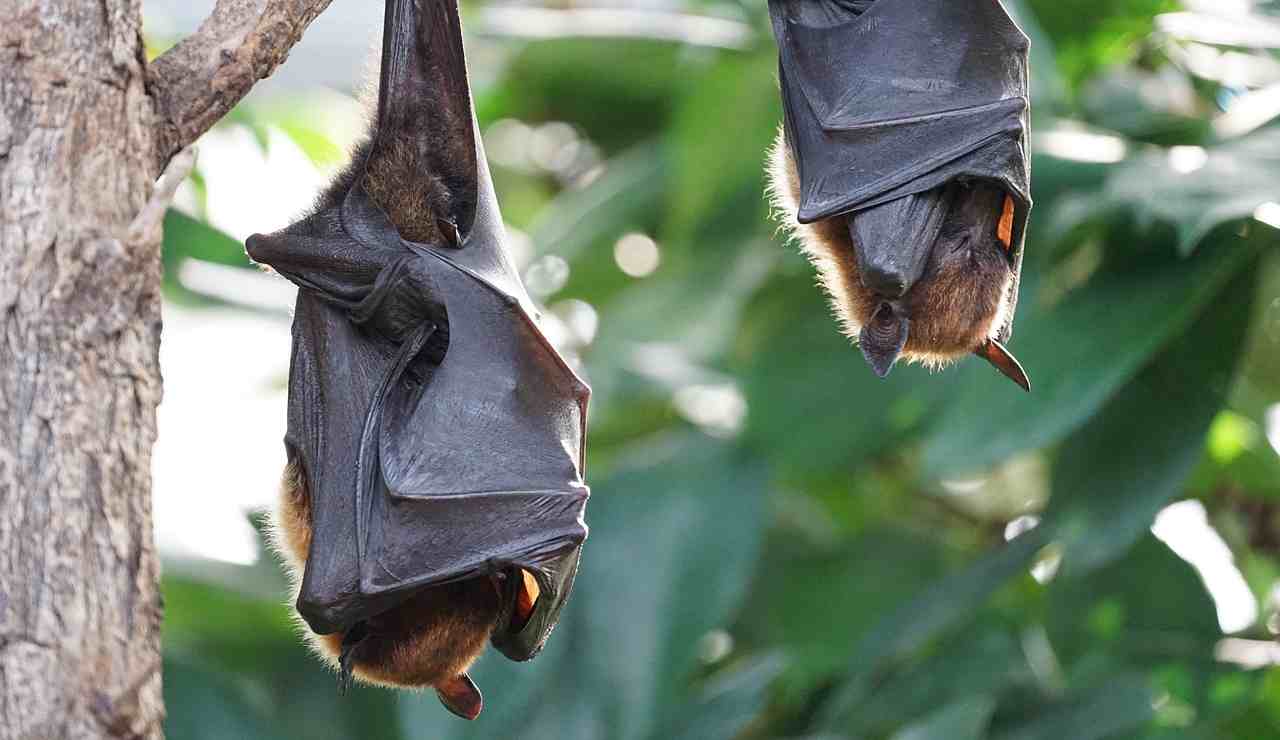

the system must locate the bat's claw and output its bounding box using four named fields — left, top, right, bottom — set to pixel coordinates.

left=436, top=217, right=461, bottom=248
